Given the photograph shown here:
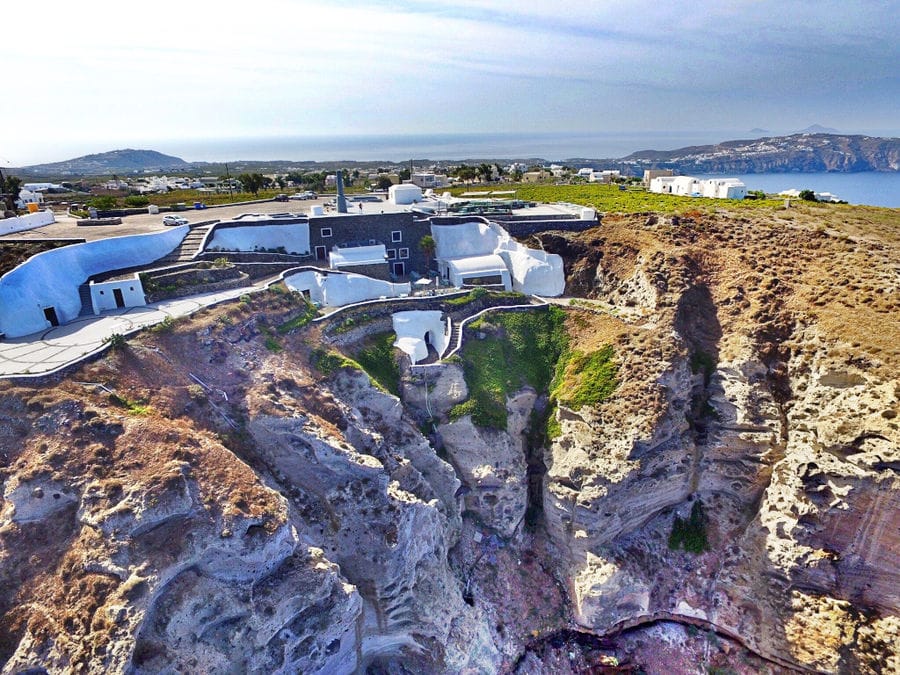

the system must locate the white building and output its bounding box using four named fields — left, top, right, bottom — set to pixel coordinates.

left=284, top=270, right=409, bottom=307
left=701, top=178, right=747, bottom=200
left=410, top=173, right=448, bottom=189
left=648, top=175, right=745, bottom=199
left=388, top=184, right=423, bottom=205
left=392, top=310, right=450, bottom=364
left=431, top=219, right=564, bottom=296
